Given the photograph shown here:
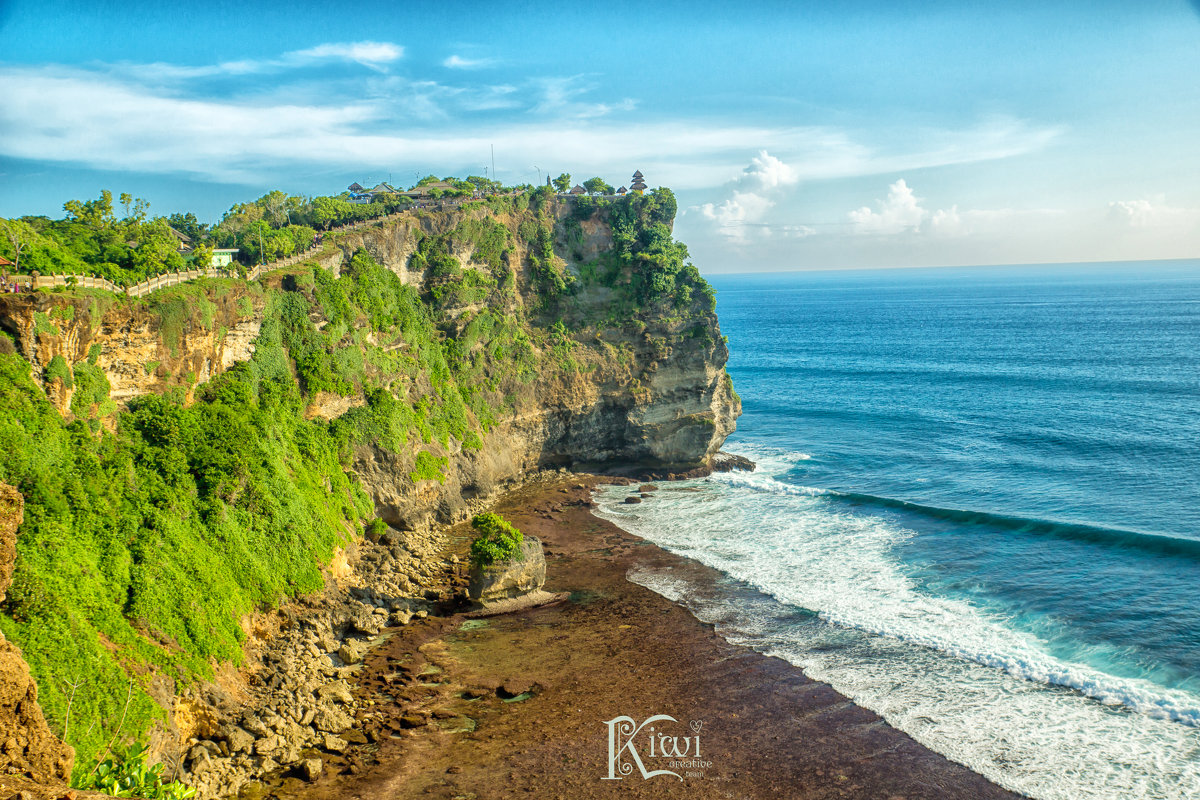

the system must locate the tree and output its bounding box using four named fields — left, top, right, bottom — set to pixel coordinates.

left=552, top=173, right=572, bottom=193
left=64, top=191, right=116, bottom=229
left=167, top=212, right=207, bottom=241
left=583, top=177, right=614, bottom=195
left=119, top=193, right=148, bottom=225
left=261, top=190, right=291, bottom=227
left=1, top=220, right=29, bottom=272
left=191, top=243, right=213, bottom=269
